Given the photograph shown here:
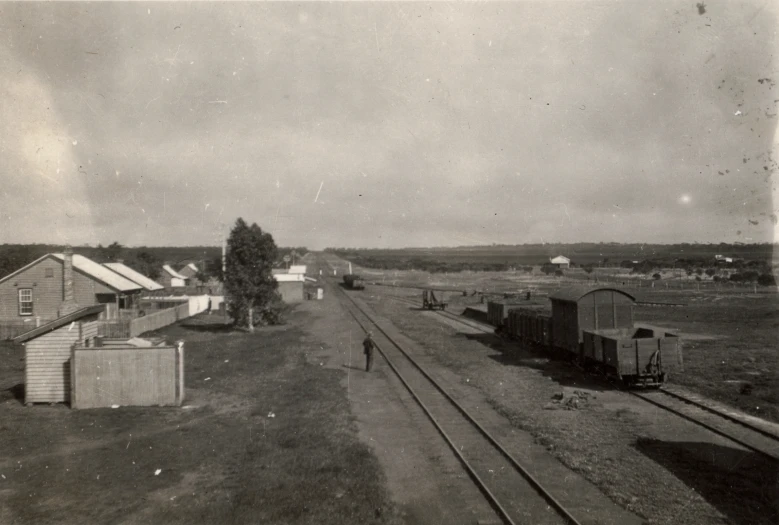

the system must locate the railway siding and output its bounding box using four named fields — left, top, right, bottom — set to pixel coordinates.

left=345, top=292, right=646, bottom=525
